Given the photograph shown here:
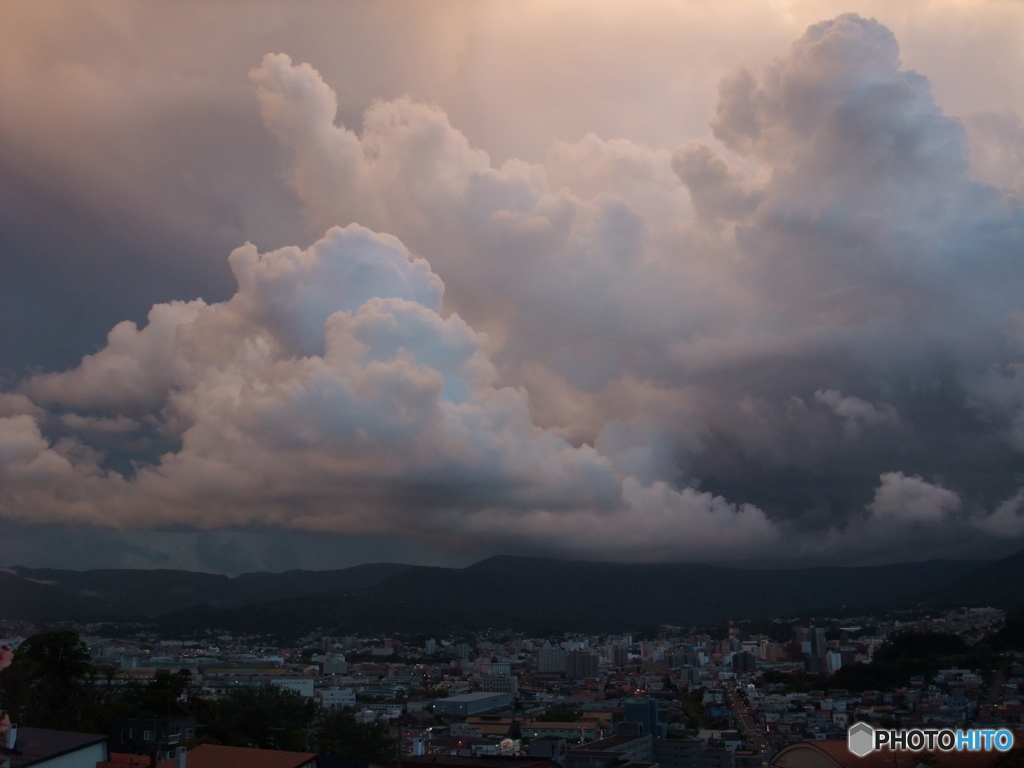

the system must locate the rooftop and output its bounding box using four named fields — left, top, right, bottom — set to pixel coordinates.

left=395, top=757, right=550, bottom=768
left=773, top=740, right=1023, bottom=768
left=98, top=755, right=152, bottom=768
left=0, top=727, right=107, bottom=768
left=155, top=745, right=317, bottom=768
left=441, top=692, right=512, bottom=703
